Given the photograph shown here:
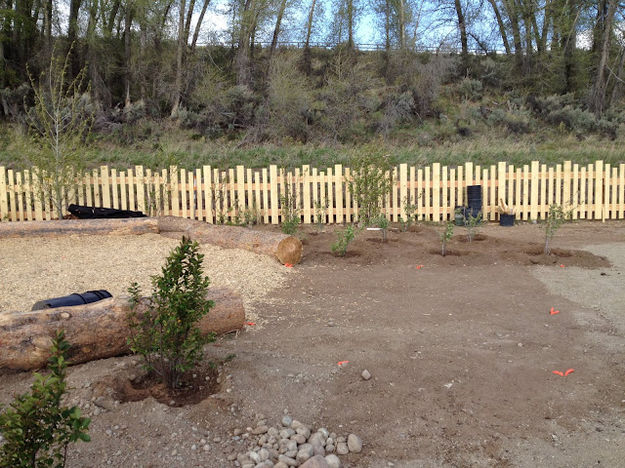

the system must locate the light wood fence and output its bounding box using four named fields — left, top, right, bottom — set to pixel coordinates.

left=1, top=161, right=624, bottom=224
